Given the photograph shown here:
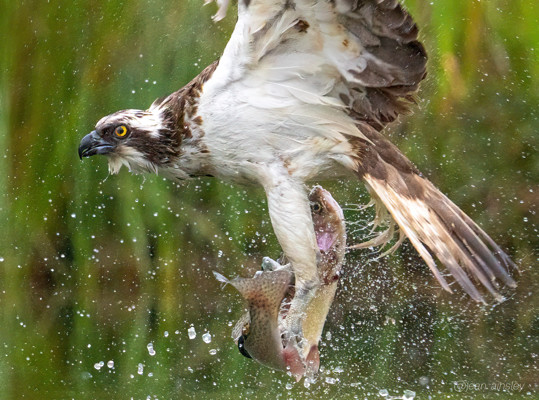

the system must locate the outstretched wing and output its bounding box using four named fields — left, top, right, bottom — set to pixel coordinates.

left=205, top=0, right=426, bottom=132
